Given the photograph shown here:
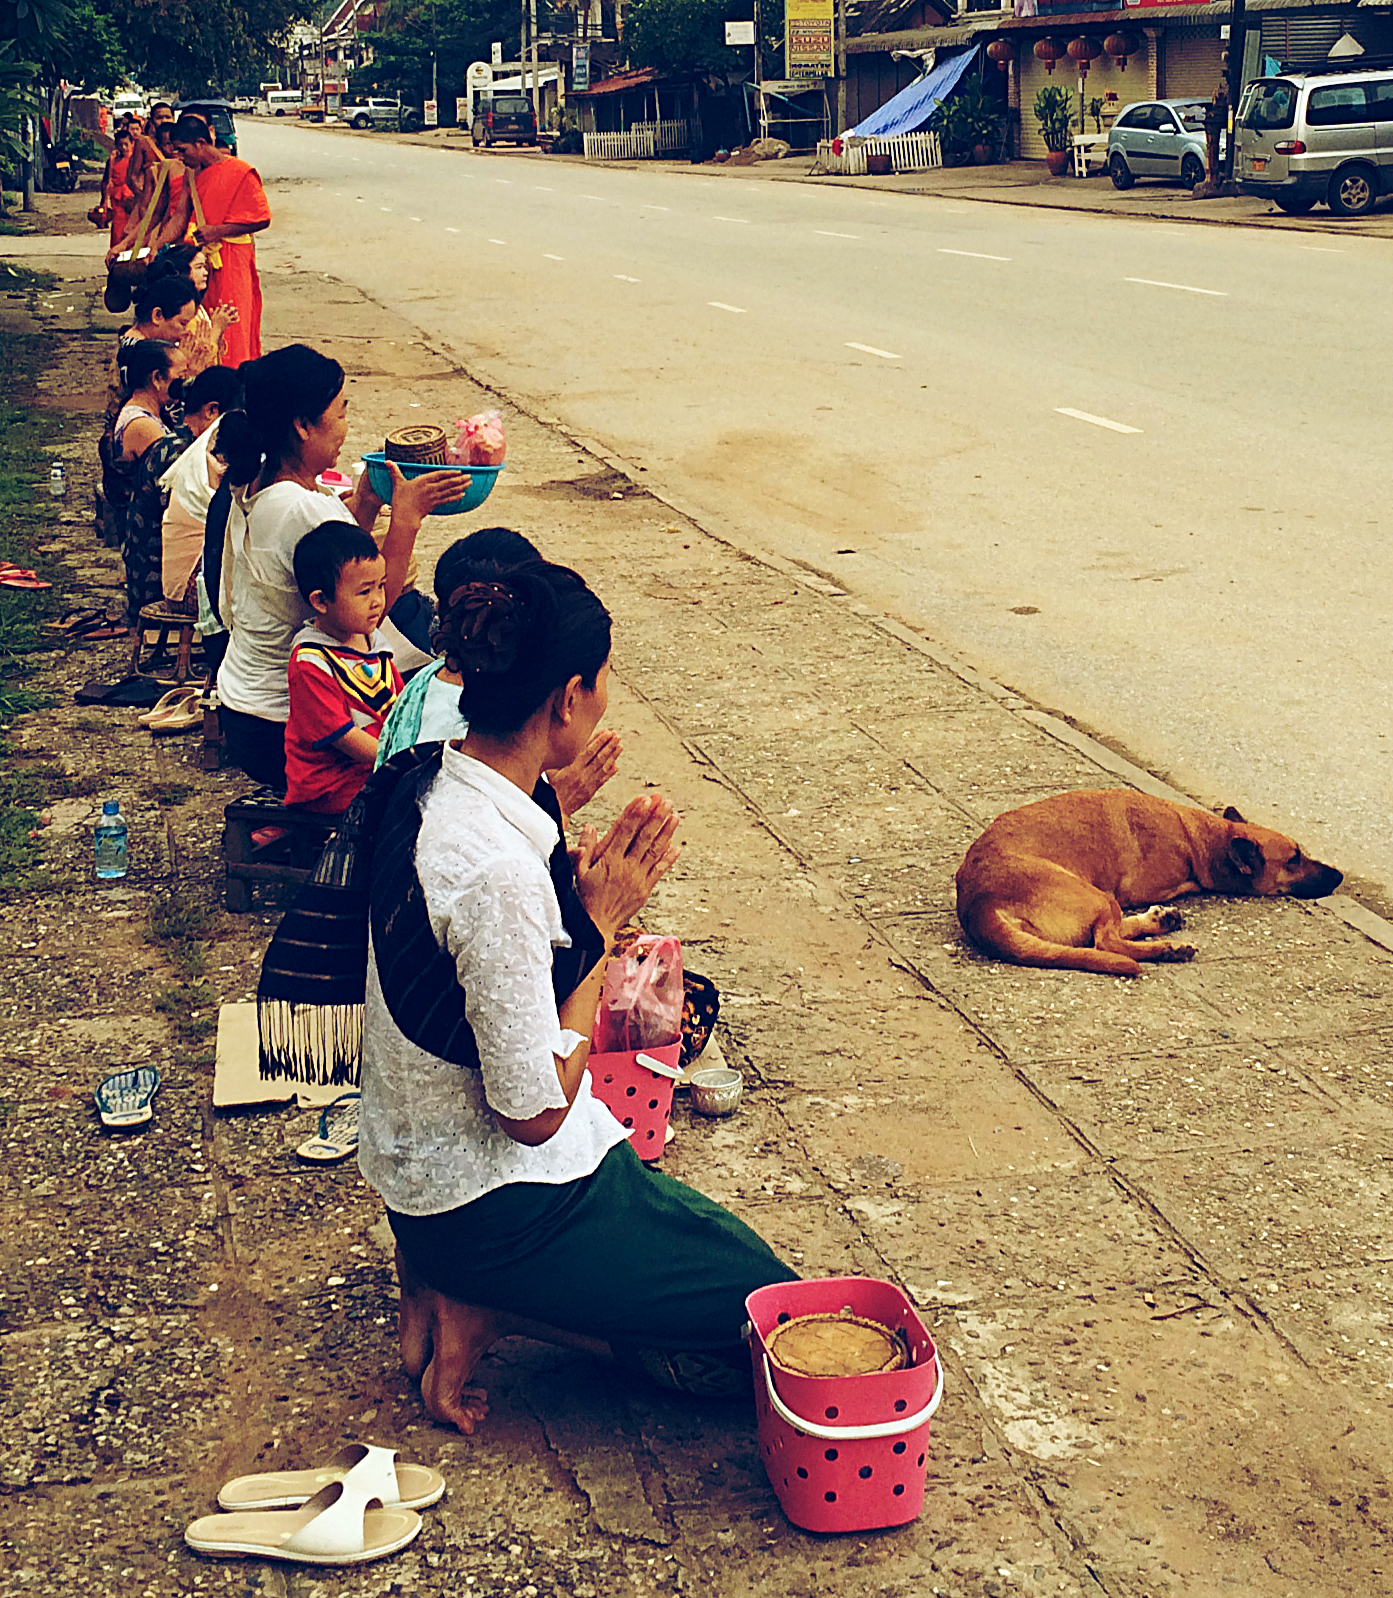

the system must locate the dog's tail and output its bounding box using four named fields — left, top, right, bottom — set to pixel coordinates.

left=964, top=910, right=1144, bottom=977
